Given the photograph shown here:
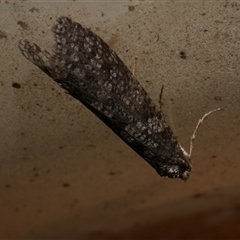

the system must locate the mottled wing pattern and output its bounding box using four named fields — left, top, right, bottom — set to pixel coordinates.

left=19, top=17, right=191, bottom=180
